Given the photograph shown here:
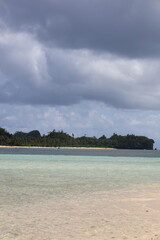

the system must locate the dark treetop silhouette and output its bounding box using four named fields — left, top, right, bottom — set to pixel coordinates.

left=0, top=128, right=154, bottom=150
